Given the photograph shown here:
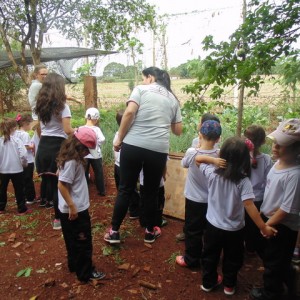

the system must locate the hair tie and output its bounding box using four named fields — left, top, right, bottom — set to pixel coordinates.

left=245, top=138, right=254, bottom=152
left=16, top=114, right=22, bottom=122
